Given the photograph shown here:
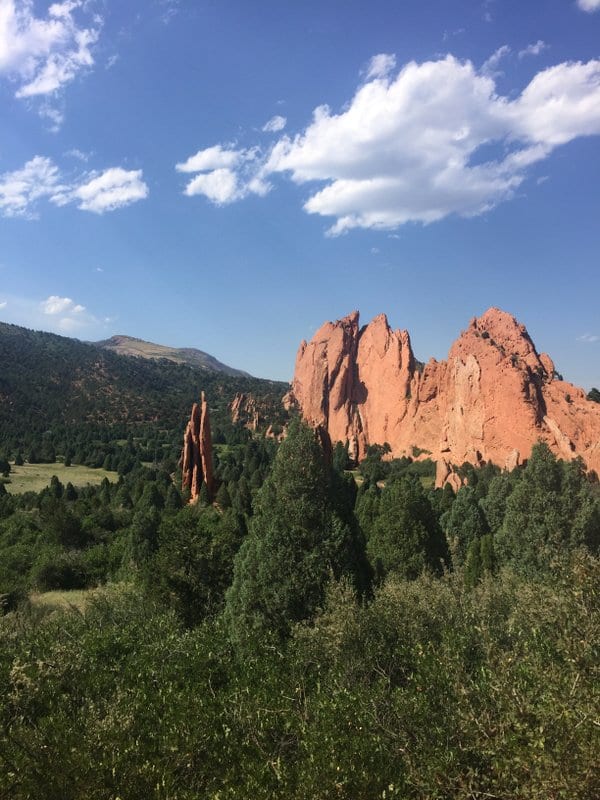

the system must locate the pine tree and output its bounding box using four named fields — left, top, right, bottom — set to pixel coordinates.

left=442, top=485, right=488, bottom=568
left=225, top=419, right=368, bottom=644
left=368, top=474, right=448, bottom=581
